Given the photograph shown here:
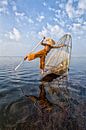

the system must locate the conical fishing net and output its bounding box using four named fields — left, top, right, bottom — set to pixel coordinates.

left=45, top=34, right=72, bottom=75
